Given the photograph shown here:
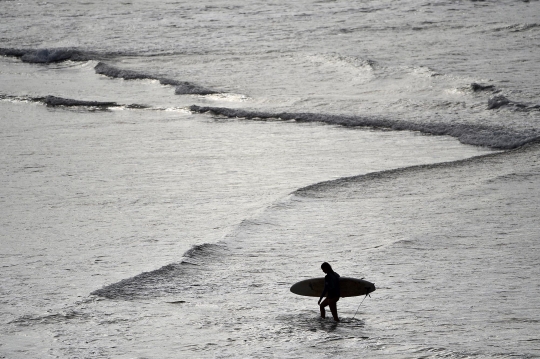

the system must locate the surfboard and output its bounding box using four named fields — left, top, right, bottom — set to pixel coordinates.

left=290, top=277, right=376, bottom=297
